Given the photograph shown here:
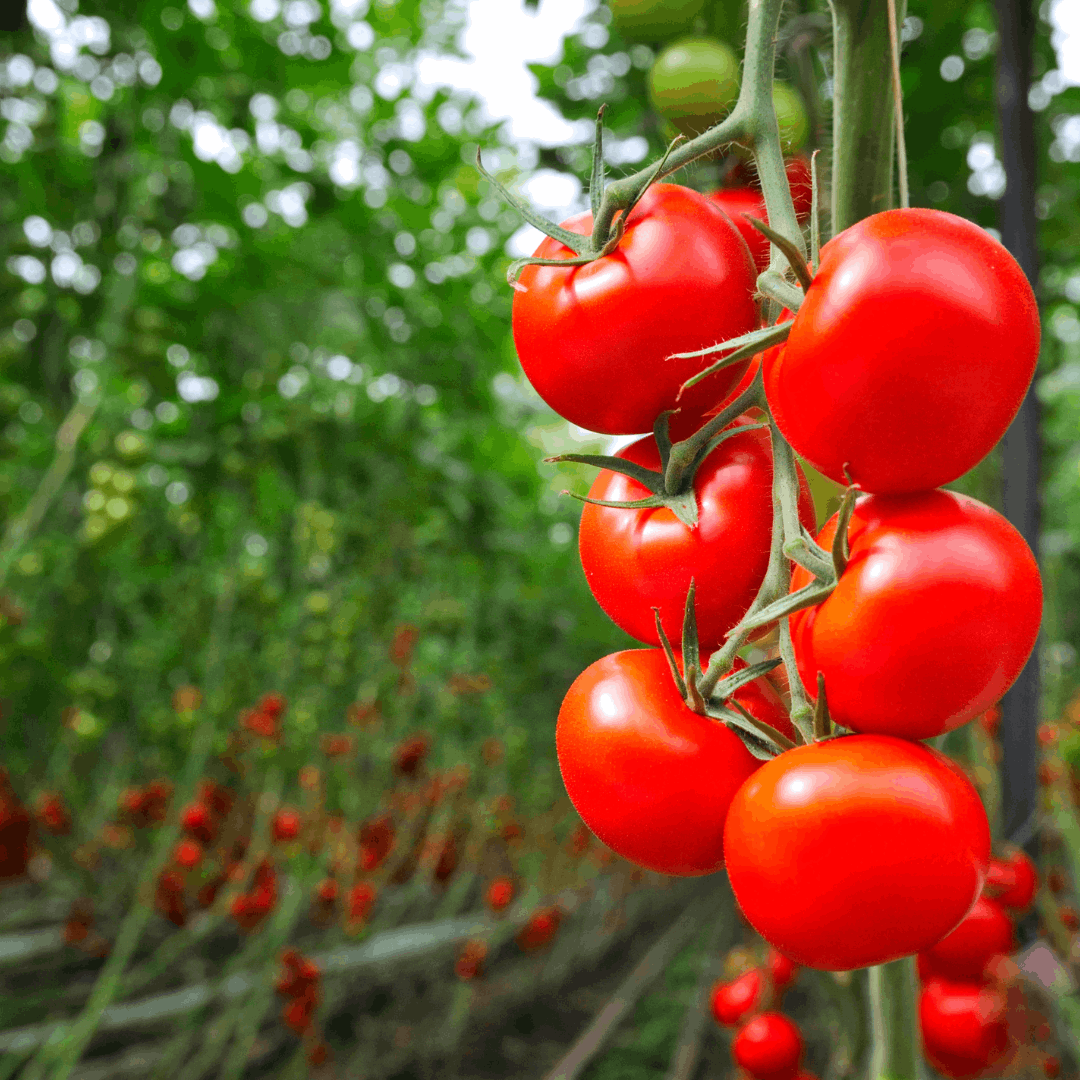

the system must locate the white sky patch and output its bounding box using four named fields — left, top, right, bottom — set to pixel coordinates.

left=1051, top=0, right=1080, bottom=84
left=416, top=0, right=595, bottom=146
